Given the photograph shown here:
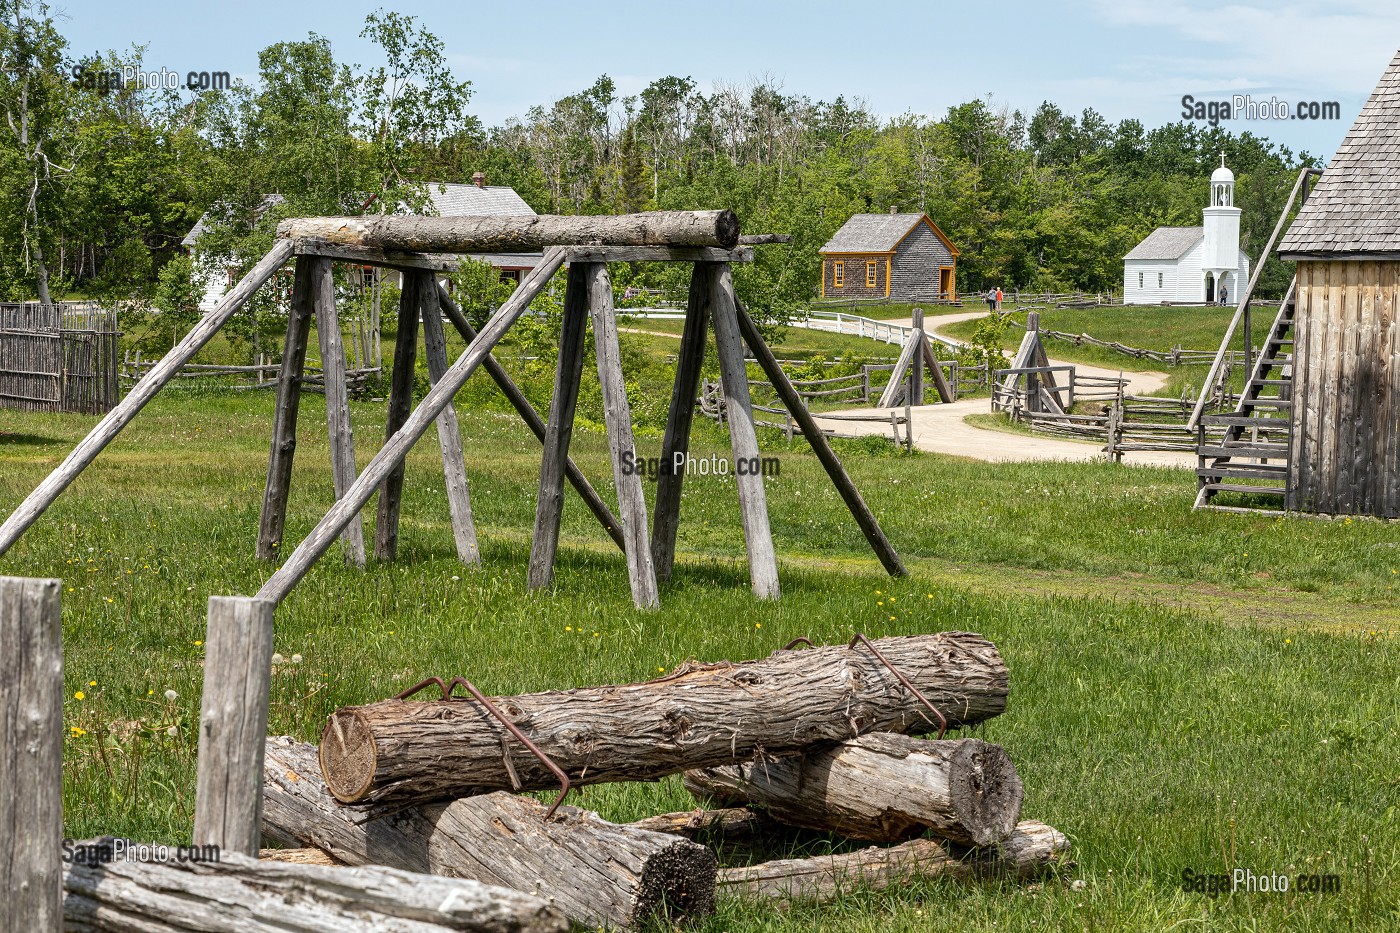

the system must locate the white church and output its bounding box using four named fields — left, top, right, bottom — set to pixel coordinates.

left=1122, top=159, right=1251, bottom=305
